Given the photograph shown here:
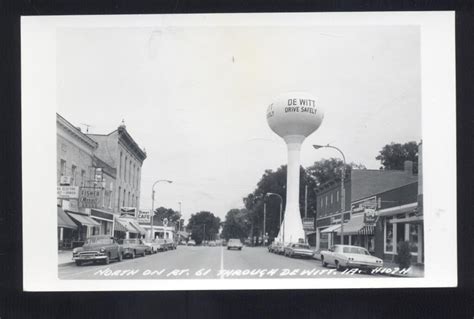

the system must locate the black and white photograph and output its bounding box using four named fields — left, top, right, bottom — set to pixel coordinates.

left=21, top=12, right=456, bottom=291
